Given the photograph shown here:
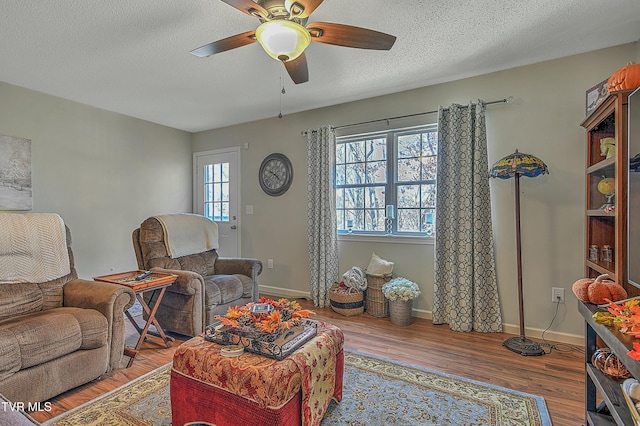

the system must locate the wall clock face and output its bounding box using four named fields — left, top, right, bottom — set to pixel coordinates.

left=259, top=153, right=293, bottom=196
